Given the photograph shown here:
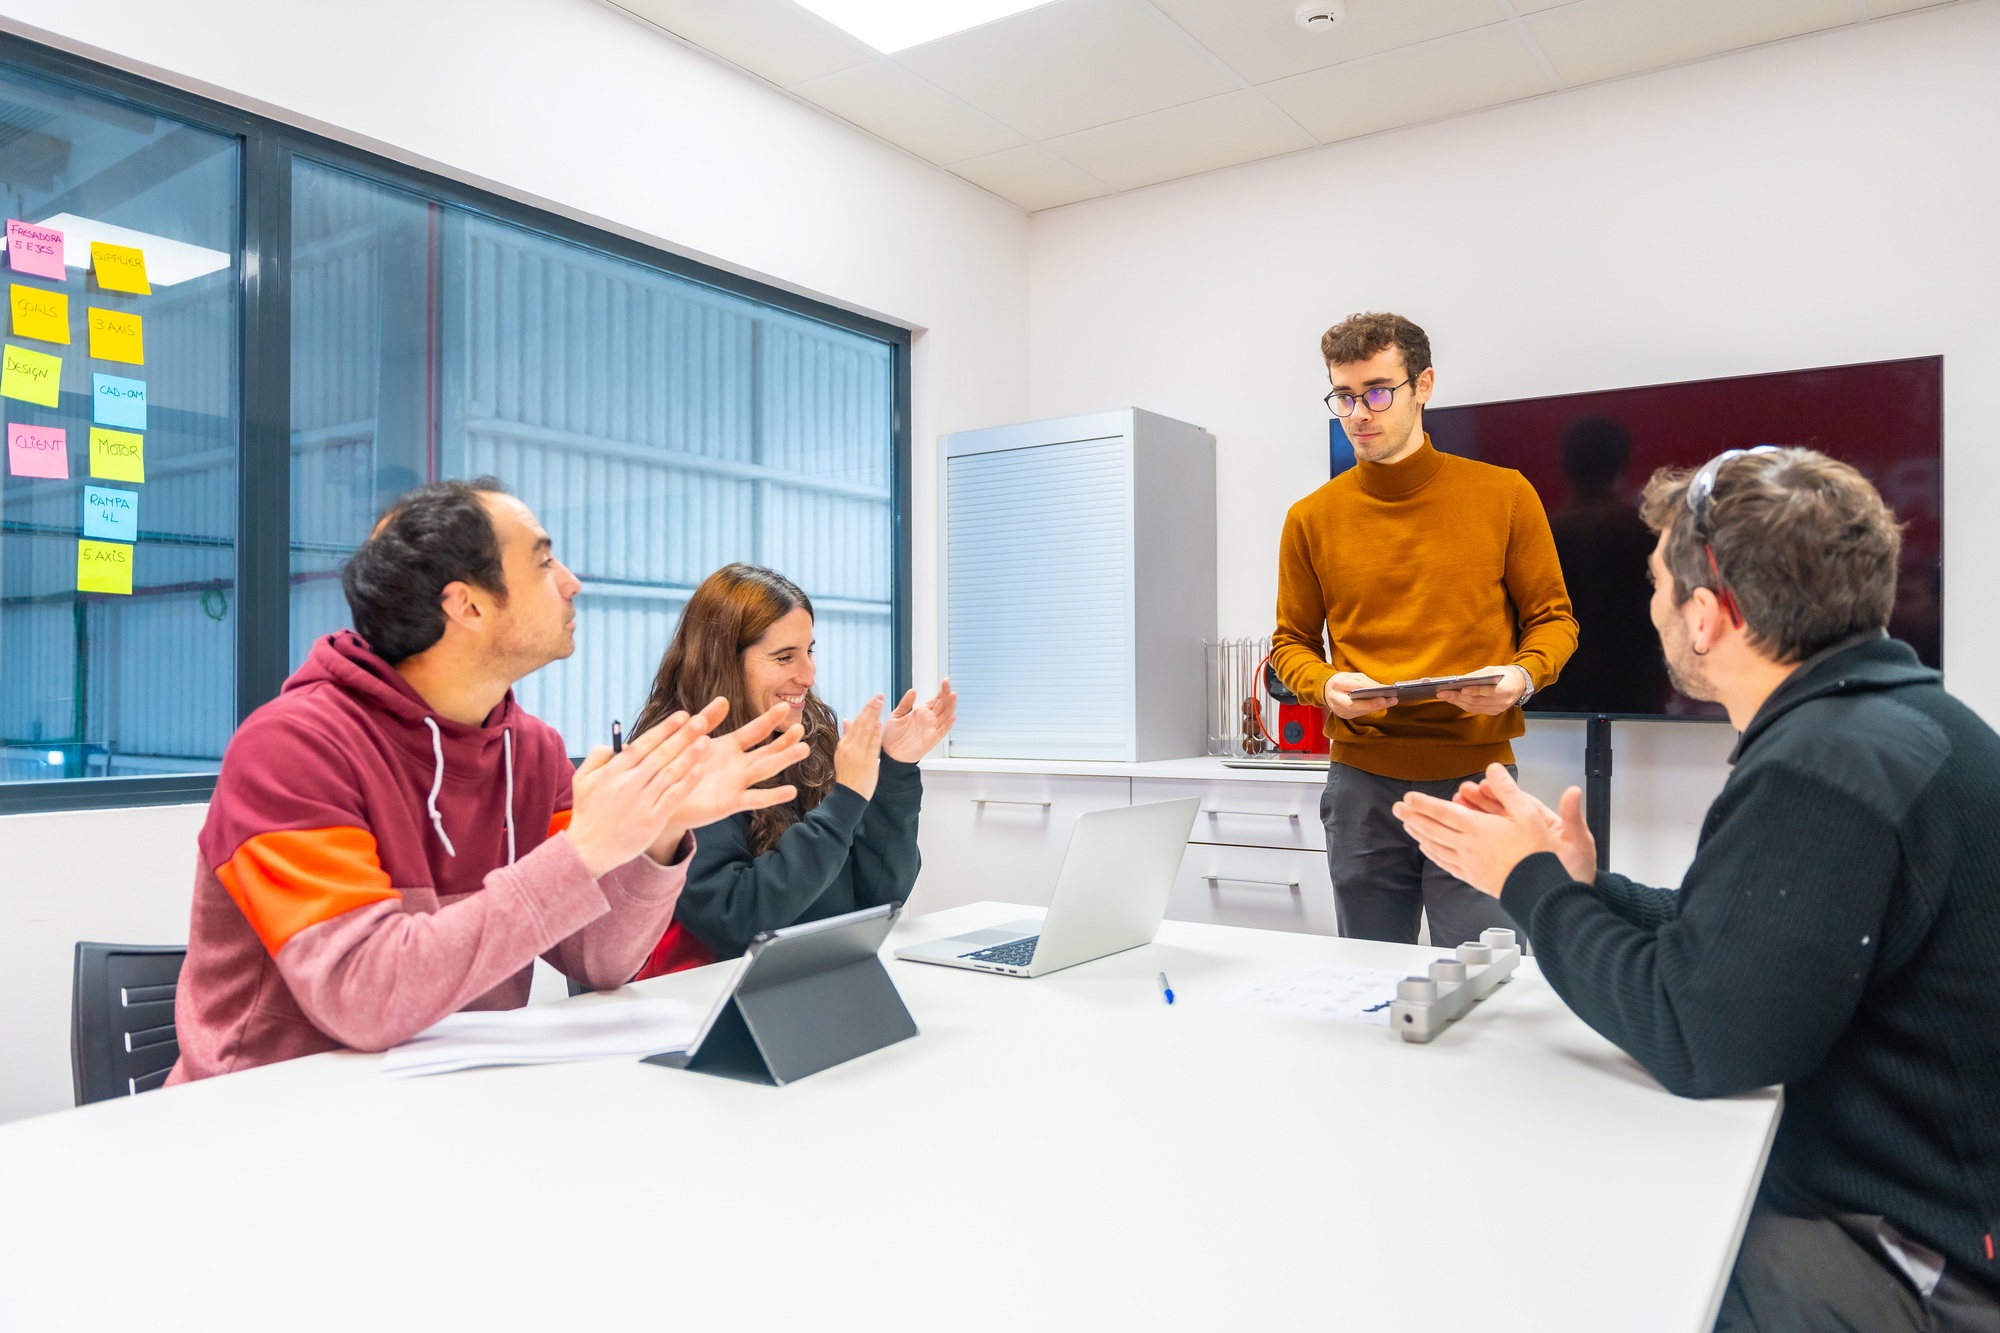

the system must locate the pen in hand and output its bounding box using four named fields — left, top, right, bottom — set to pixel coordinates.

left=611, top=720, right=622, bottom=756
left=1157, top=971, right=1175, bottom=1005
